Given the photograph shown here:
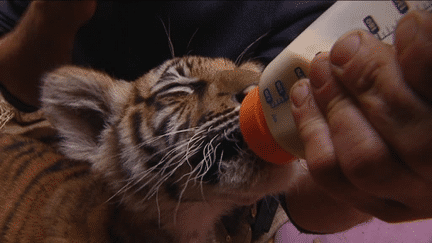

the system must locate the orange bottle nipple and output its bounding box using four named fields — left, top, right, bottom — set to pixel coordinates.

left=239, top=87, right=296, bottom=165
